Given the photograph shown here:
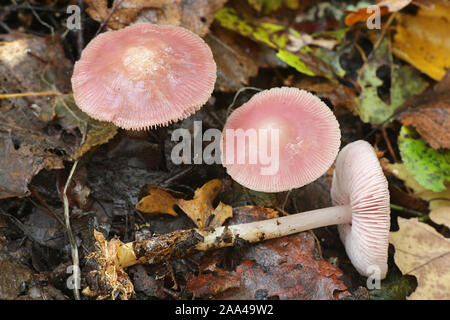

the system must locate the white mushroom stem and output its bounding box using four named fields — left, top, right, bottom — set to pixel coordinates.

left=196, top=205, right=351, bottom=250
left=99, top=205, right=353, bottom=269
